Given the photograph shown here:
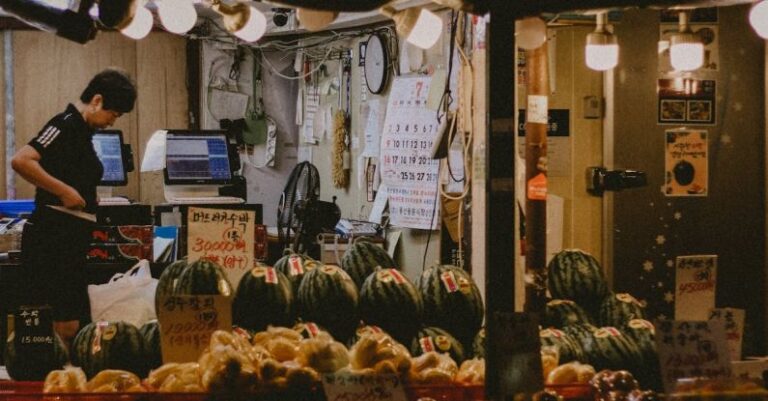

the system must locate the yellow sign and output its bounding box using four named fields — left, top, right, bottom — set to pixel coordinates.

left=157, top=295, right=232, bottom=364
